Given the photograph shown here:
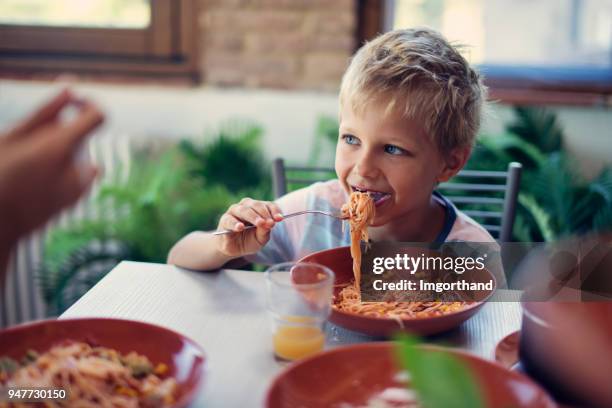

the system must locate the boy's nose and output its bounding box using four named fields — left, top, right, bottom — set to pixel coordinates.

left=355, top=153, right=379, bottom=179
